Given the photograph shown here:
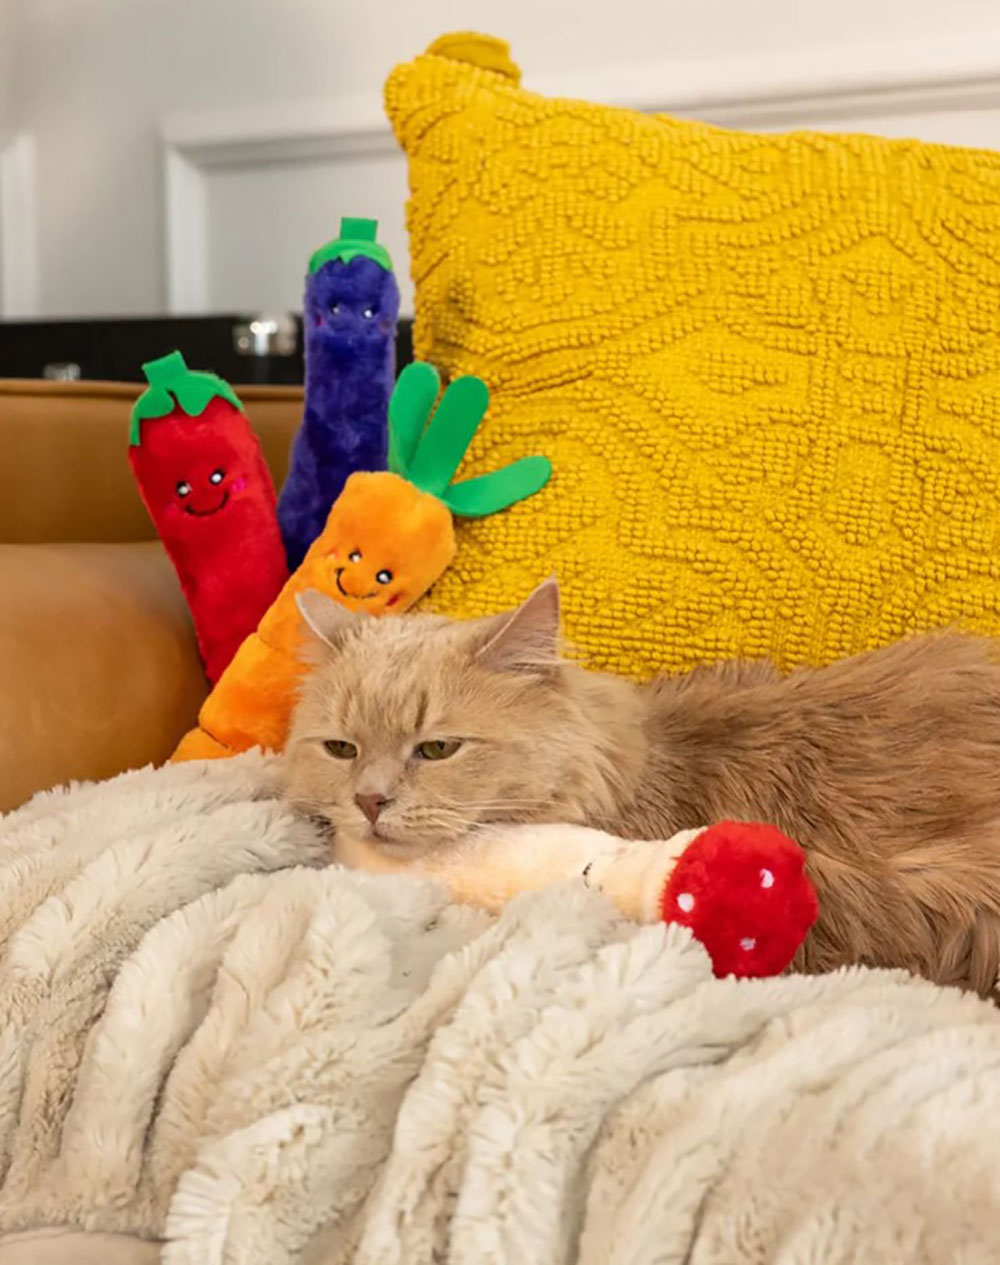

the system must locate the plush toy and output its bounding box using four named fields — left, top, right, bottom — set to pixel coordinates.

left=128, top=351, right=288, bottom=685
left=336, top=818, right=819, bottom=979
left=277, top=217, right=400, bottom=571
left=172, top=362, right=552, bottom=761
